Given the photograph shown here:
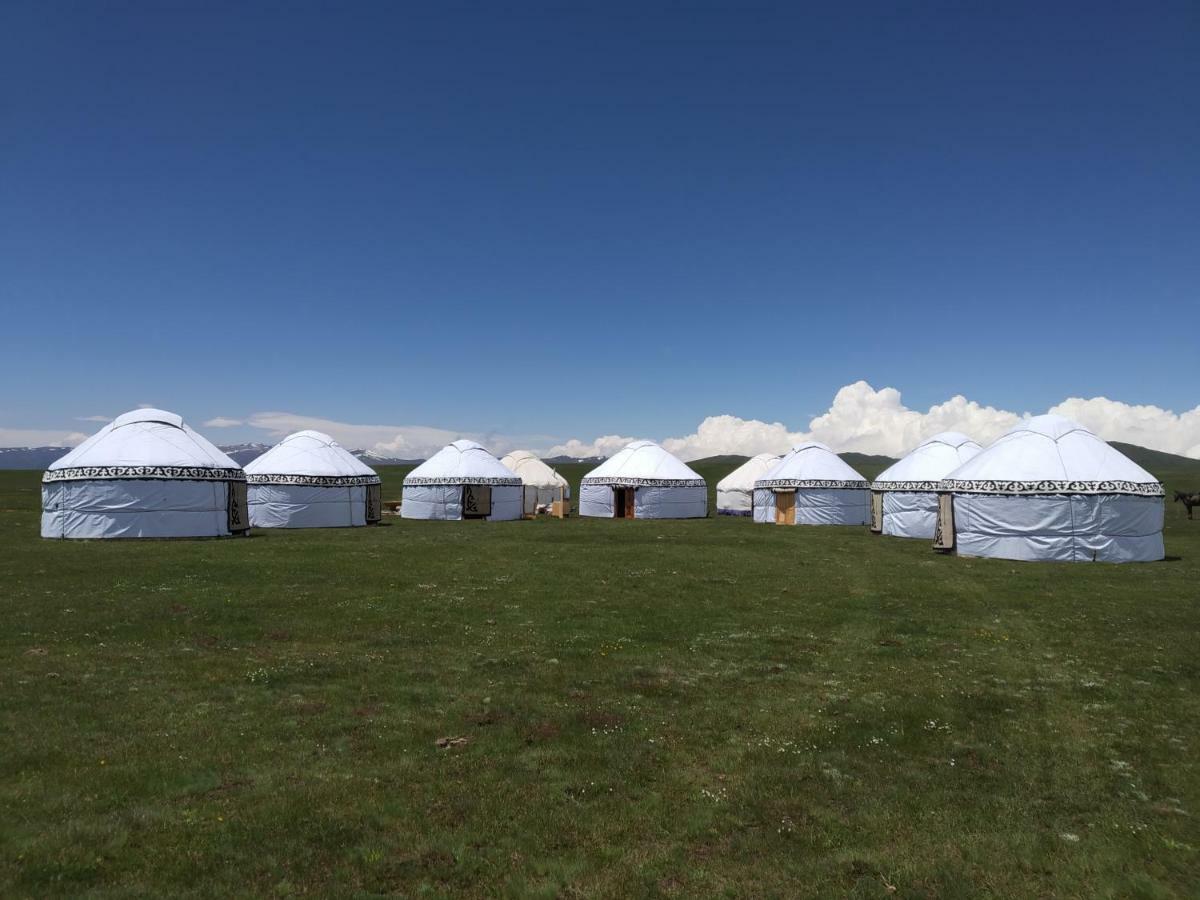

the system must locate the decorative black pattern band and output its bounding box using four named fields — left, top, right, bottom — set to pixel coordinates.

left=246, top=473, right=381, bottom=487
left=754, top=479, right=868, bottom=490
left=44, top=466, right=246, bottom=484
left=939, top=479, right=1165, bottom=497
left=870, top=480, right=942, bottom=492
left=581, top=477, right=706, bottom=487
left=403, top=476, right=521, bottom=486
